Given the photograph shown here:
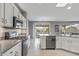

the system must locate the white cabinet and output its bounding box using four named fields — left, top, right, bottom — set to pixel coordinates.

left=56, top=36, right=79, bottom=54
left=2, top=42, right=22, bottom=56
left=0, top=4, right=5, bottom=26
left=14, top=7, right=19, bottom=18
left=0, top=3, right=4, bottom=19
left=40, top=36, right=46, bottom=49
left=4, top=3, right=13, bottom=27
left=71, top=38, right=79, bottom=53
left=56, top=37, right=62, bottom=49
left=61, top=37, right=72, bottom=51
left=61, top=37, right=66, bottom=49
